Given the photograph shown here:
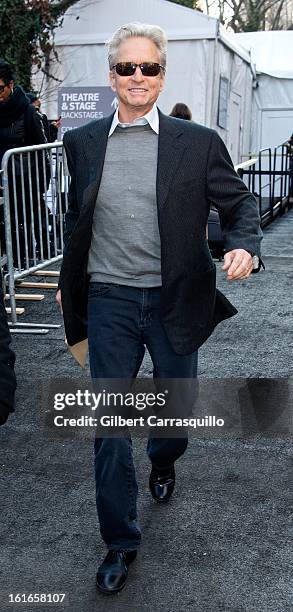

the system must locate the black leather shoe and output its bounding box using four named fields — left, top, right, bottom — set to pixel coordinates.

left=149, top=466, right=175, bottom=503
left=96, top=550, right=137, bottom=594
